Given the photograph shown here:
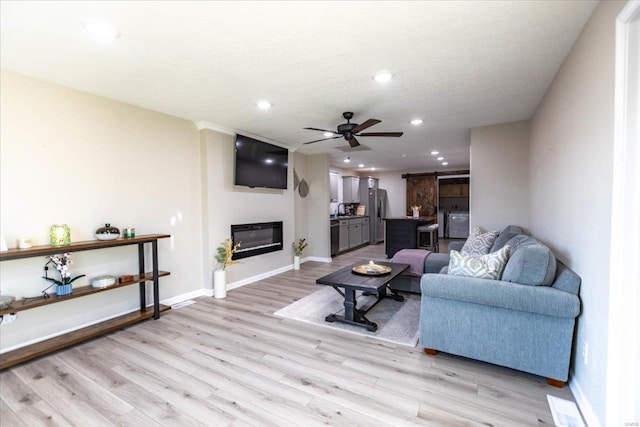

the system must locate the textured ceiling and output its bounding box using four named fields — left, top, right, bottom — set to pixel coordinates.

left=0, top=1, right=597, bottom=172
